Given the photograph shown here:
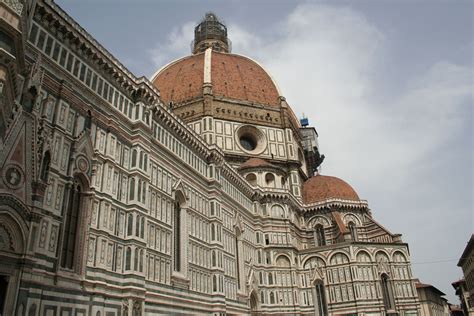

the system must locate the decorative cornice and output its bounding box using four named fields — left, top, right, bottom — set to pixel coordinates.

left=37, top=1, right=160, bottom=105
left=303, top=198, right=368, bottom=212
